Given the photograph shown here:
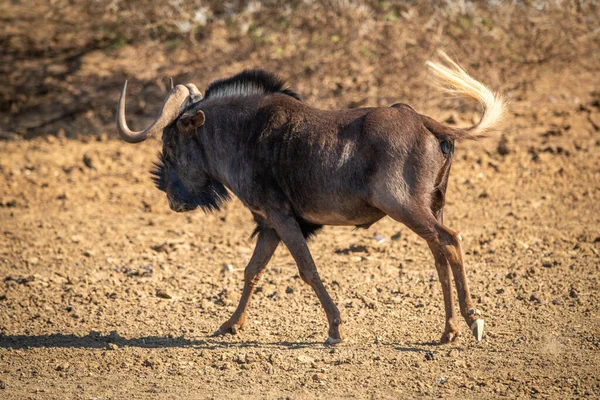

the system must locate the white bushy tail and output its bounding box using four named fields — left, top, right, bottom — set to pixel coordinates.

left=425, top=51, right=506, bottom=138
